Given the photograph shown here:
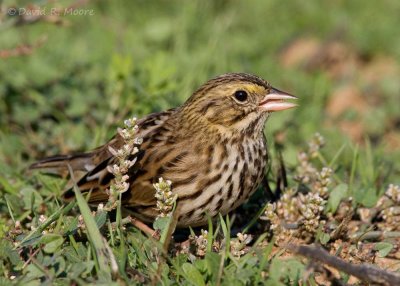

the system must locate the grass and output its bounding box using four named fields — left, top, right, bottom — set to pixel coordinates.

left=1, top=0, right=400, bottom=285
